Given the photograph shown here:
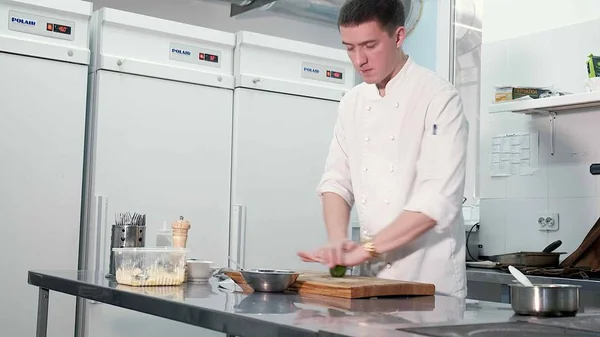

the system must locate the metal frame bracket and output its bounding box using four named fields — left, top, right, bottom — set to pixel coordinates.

left=526, top=109, right=557, bottom=156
